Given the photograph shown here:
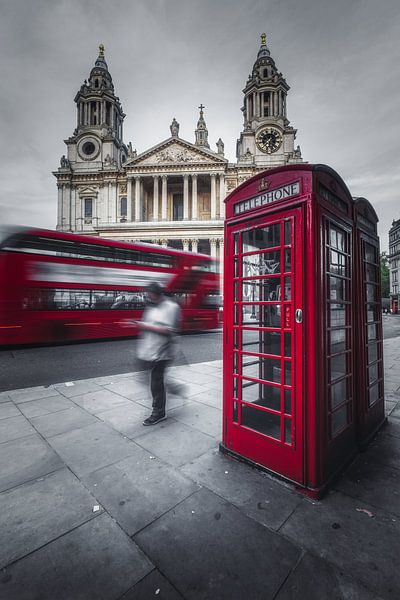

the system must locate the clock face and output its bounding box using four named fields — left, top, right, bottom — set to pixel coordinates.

left=77, top=136, right=100, bottom=161
left=256, top=128, right=282, bottom=154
